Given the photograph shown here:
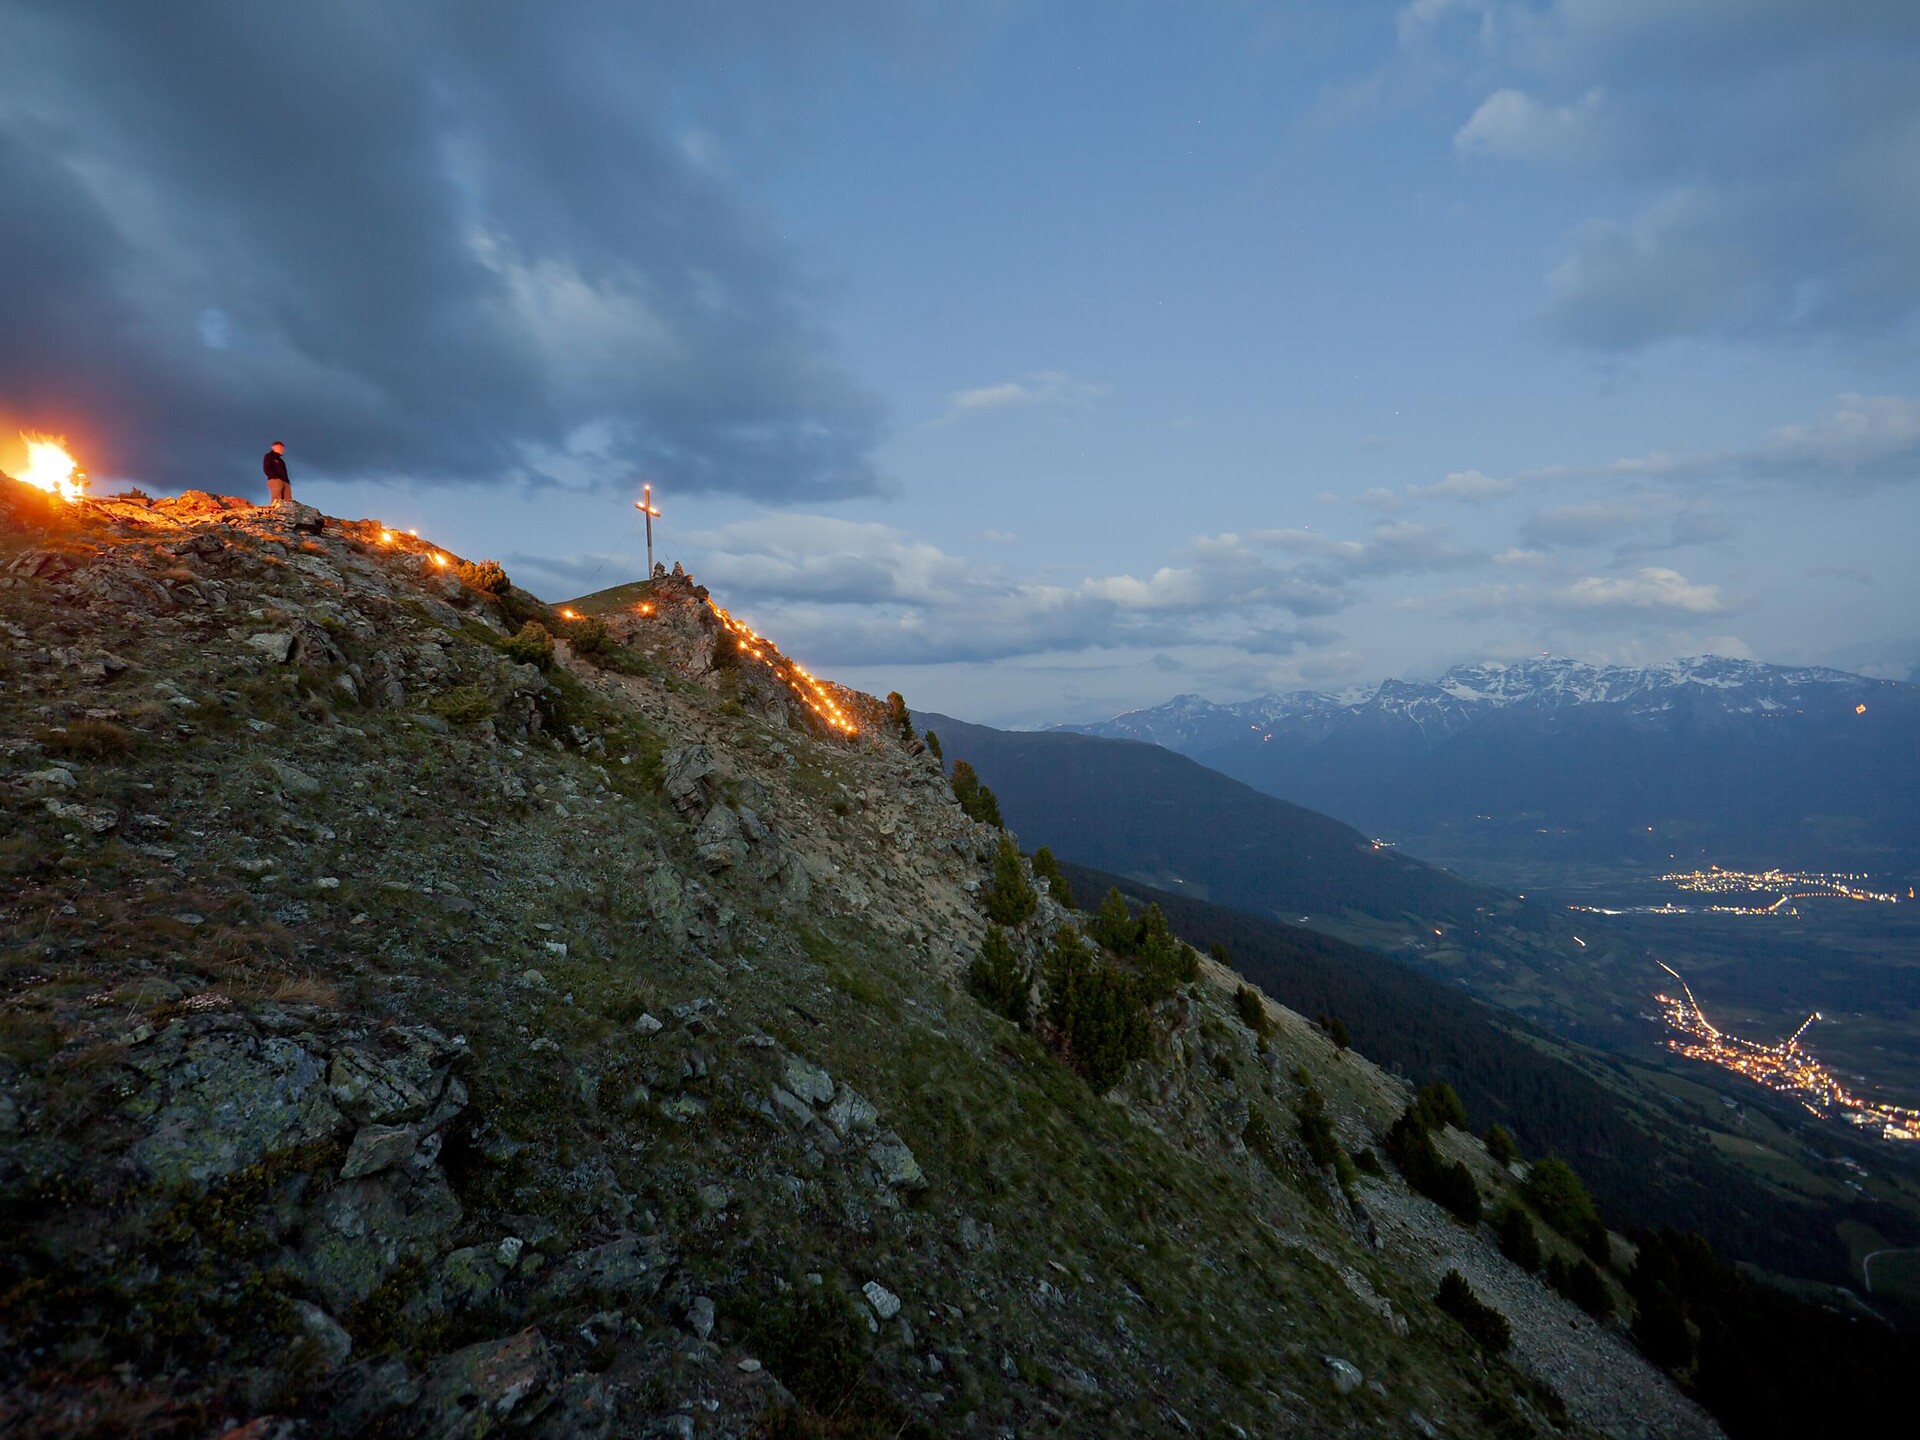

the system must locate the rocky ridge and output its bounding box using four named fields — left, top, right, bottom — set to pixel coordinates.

left=0, top=478, right=1715, bottom=1438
